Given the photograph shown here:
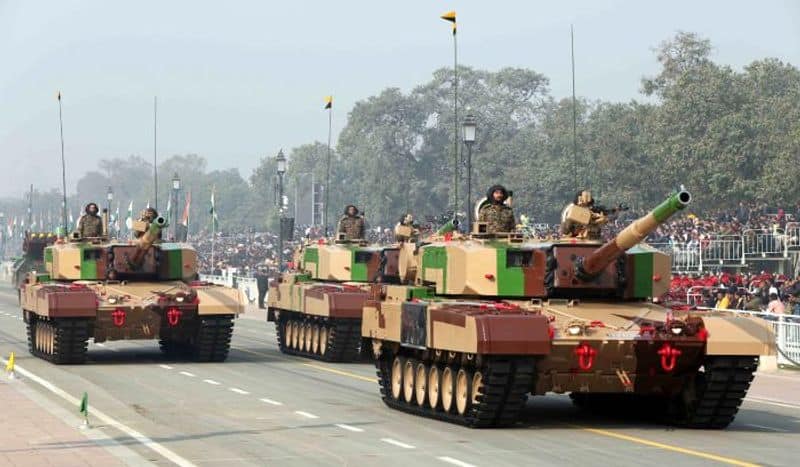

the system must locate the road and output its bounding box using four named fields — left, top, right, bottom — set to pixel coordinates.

left=0, top=282, right=798, bottom=467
